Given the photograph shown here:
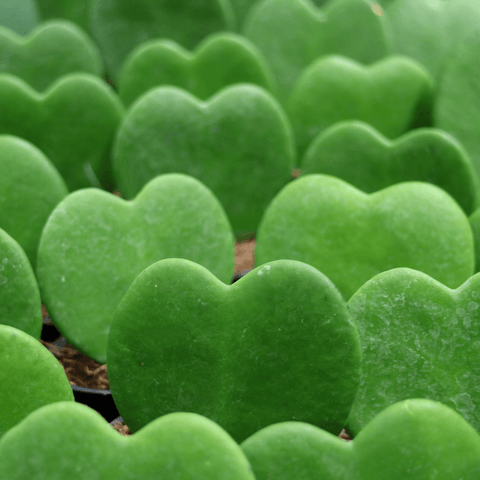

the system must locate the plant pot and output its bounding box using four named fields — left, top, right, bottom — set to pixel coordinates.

left=40, top=314, right=61, bottom=342
left=72, top=385, right=119, bottom=422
